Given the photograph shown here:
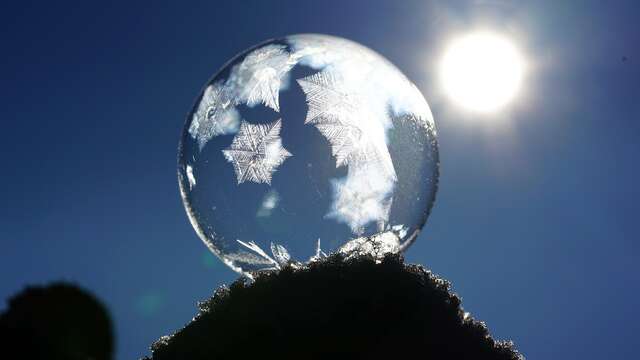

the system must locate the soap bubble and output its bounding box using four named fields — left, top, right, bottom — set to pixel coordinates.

left=178, top=34, right=438, bottom=277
